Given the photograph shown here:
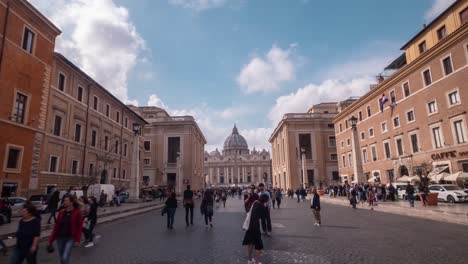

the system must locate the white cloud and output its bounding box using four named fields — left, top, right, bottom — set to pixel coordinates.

left=169, top=0, right=229, bottom=11
left=147, top=94, right=168, bottom=109
left=425, top=0, right=456, bottom=22
left=240, top=127, right=273, bottom=151
left=30, top=0, right=147, bottom=102
left=237, top=45, right=296, bottom=94
left=268, top=78, right=372, bottom=125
